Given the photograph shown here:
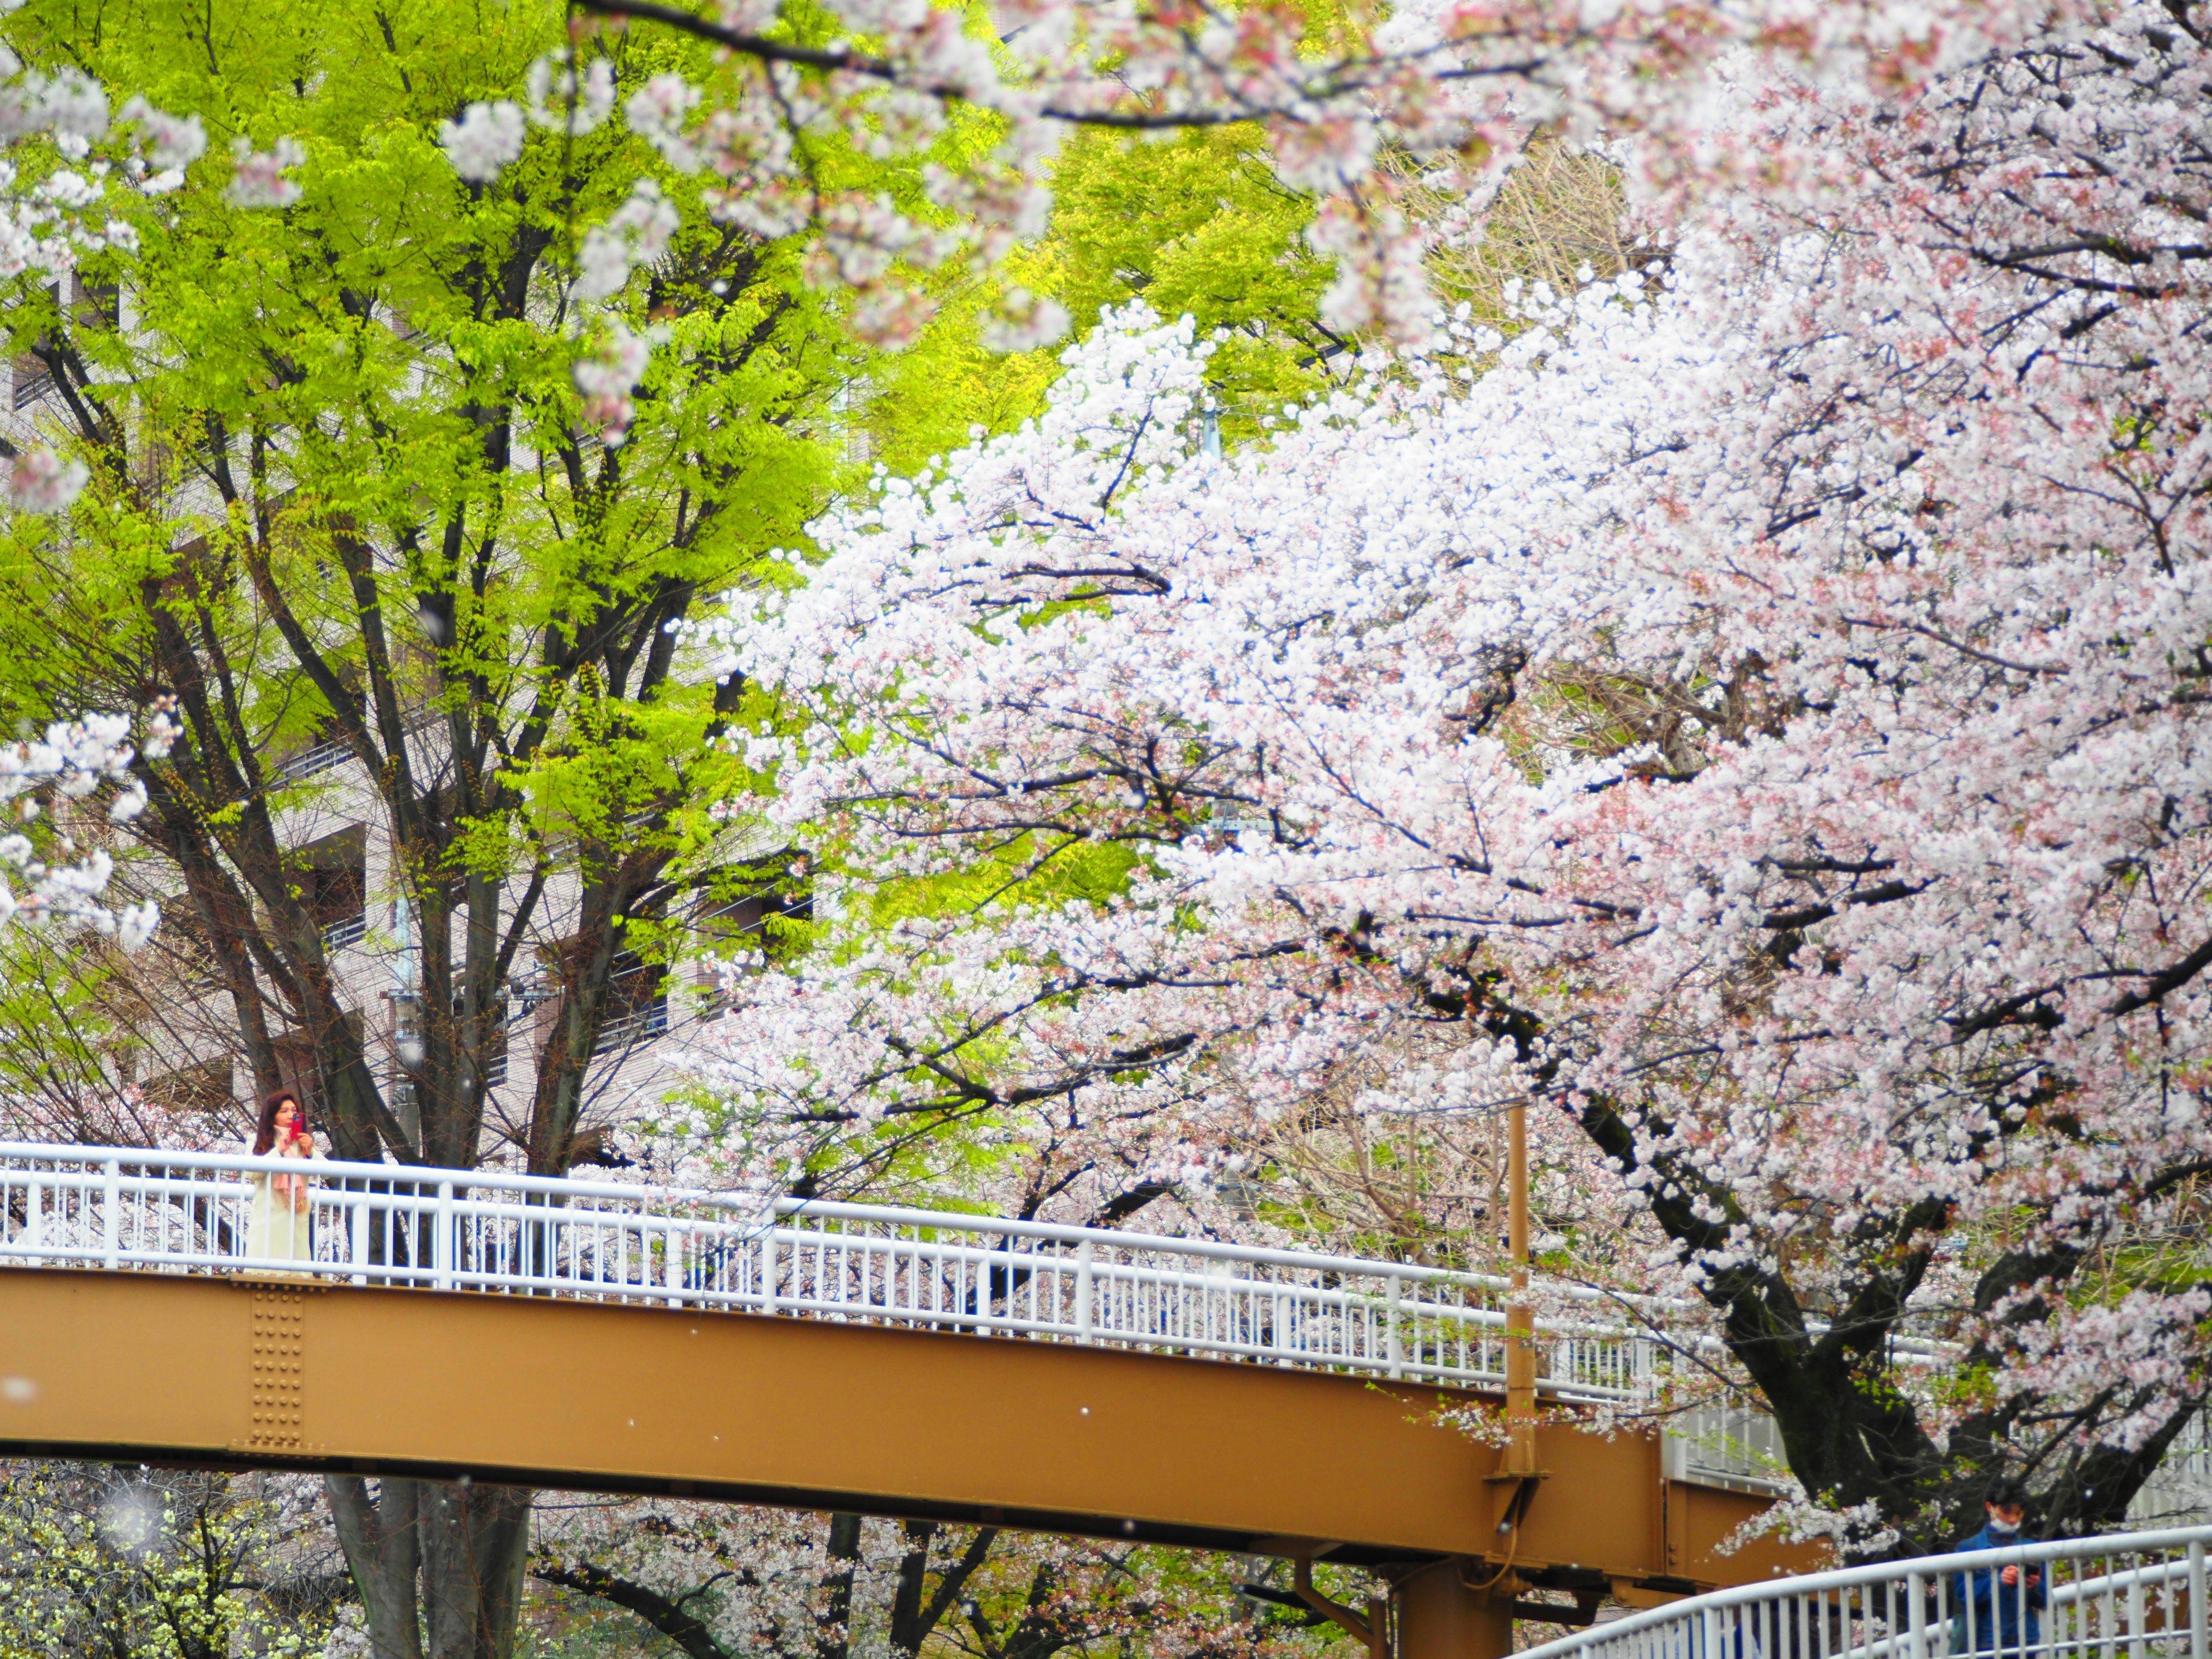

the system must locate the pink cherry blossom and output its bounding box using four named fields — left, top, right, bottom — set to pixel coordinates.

left=7, top=446, right=87, bottom=514
left=224, top=135, right=304, bottom=209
